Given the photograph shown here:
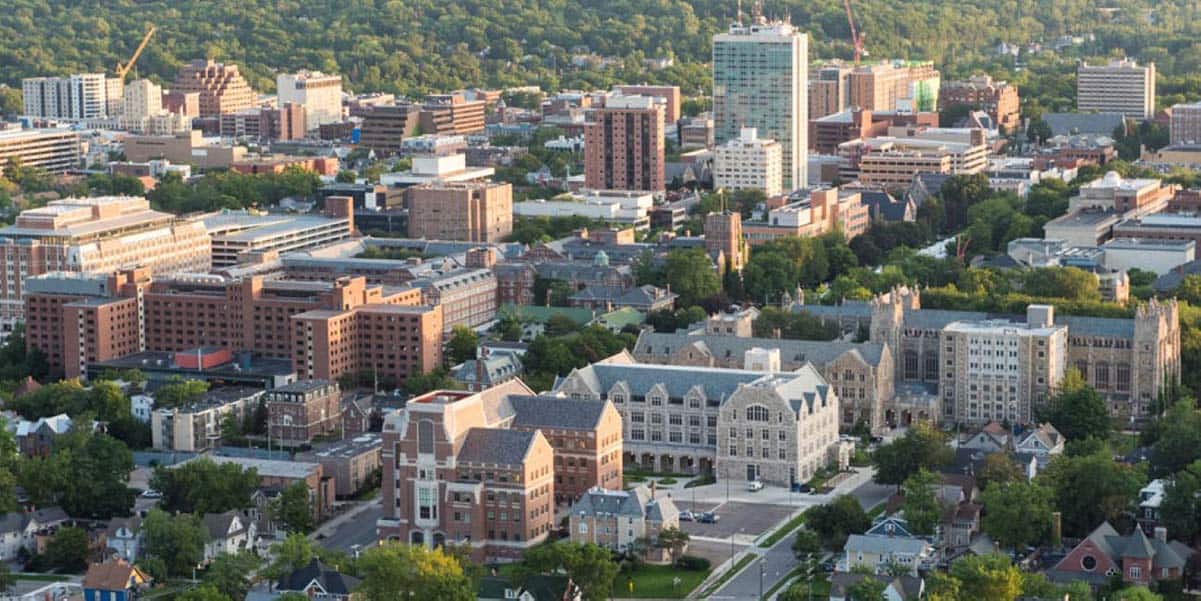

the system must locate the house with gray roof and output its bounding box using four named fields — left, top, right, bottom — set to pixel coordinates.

left=568, top=485, right=679, bottom=556
left=841, top=533, right=935, bottom=576
left=829, top=572, right=924, bottom=601
left=202, top=510, right=256, bottom=562
left=1047, top=521, right=1193, bottom=587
